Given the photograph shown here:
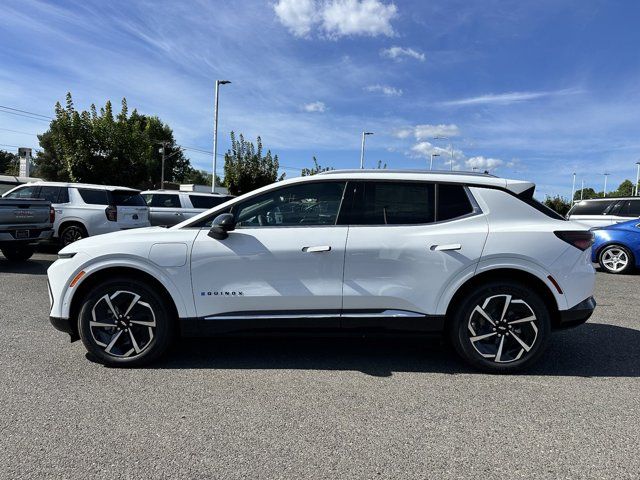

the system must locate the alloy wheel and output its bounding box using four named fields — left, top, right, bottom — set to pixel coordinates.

left=467, top=294, right=538, bottom=364
left=90, top=290, right=156, bottom=358
left=601, top=247, right=629, bottom=273
left=61, top=226, right=85, bottom=246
